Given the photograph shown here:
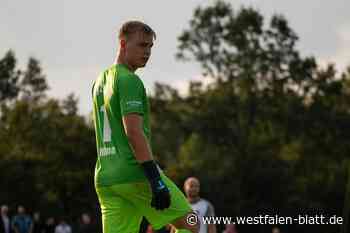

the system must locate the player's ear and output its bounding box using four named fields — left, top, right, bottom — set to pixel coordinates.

left=120, top=39, right=127, bottom=50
